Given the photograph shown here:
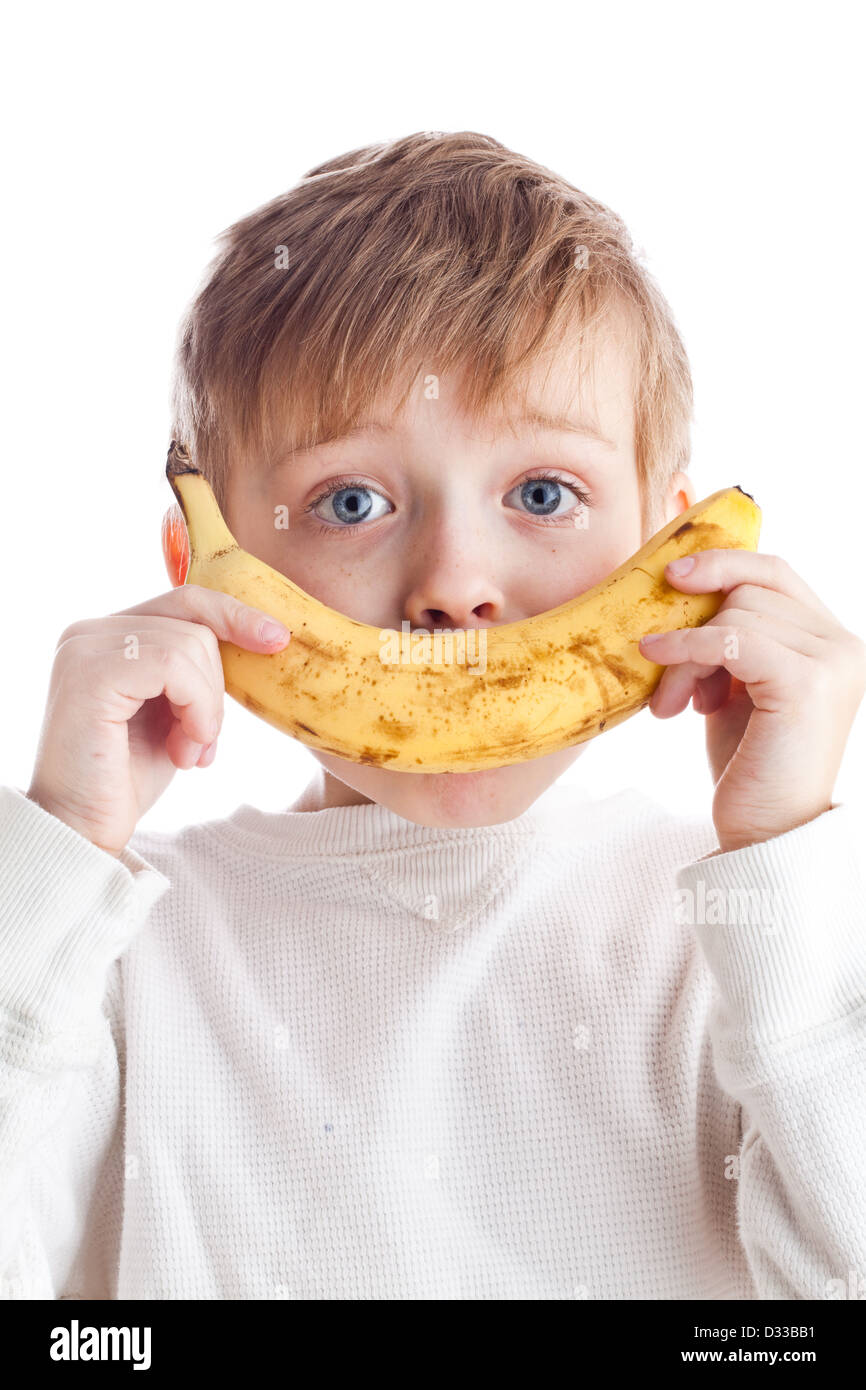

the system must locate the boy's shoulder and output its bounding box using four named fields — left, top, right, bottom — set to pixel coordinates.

left=531, top=780, right=718, bottom=861
left=126, top=804, right=250, bottom=876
